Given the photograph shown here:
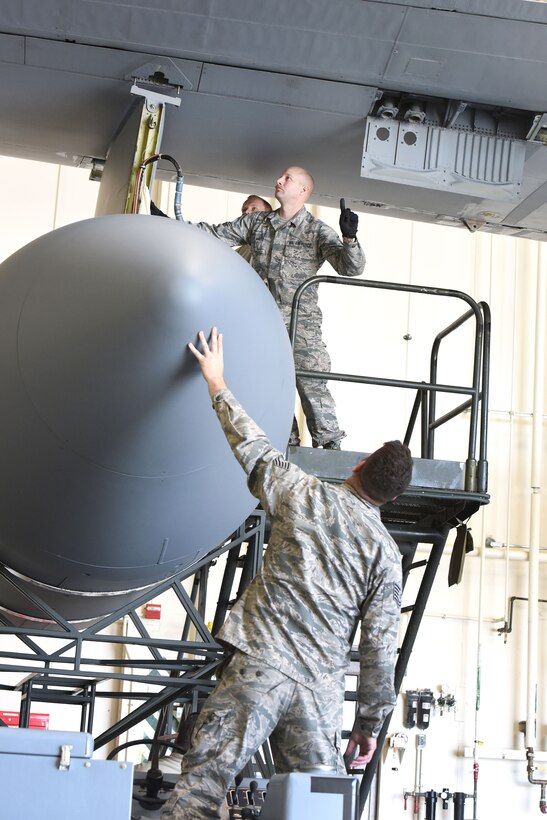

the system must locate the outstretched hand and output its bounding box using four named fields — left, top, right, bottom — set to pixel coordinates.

left=188, top=327, right=227, bottom=397
left=339, top=198, right=359, bottom=240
